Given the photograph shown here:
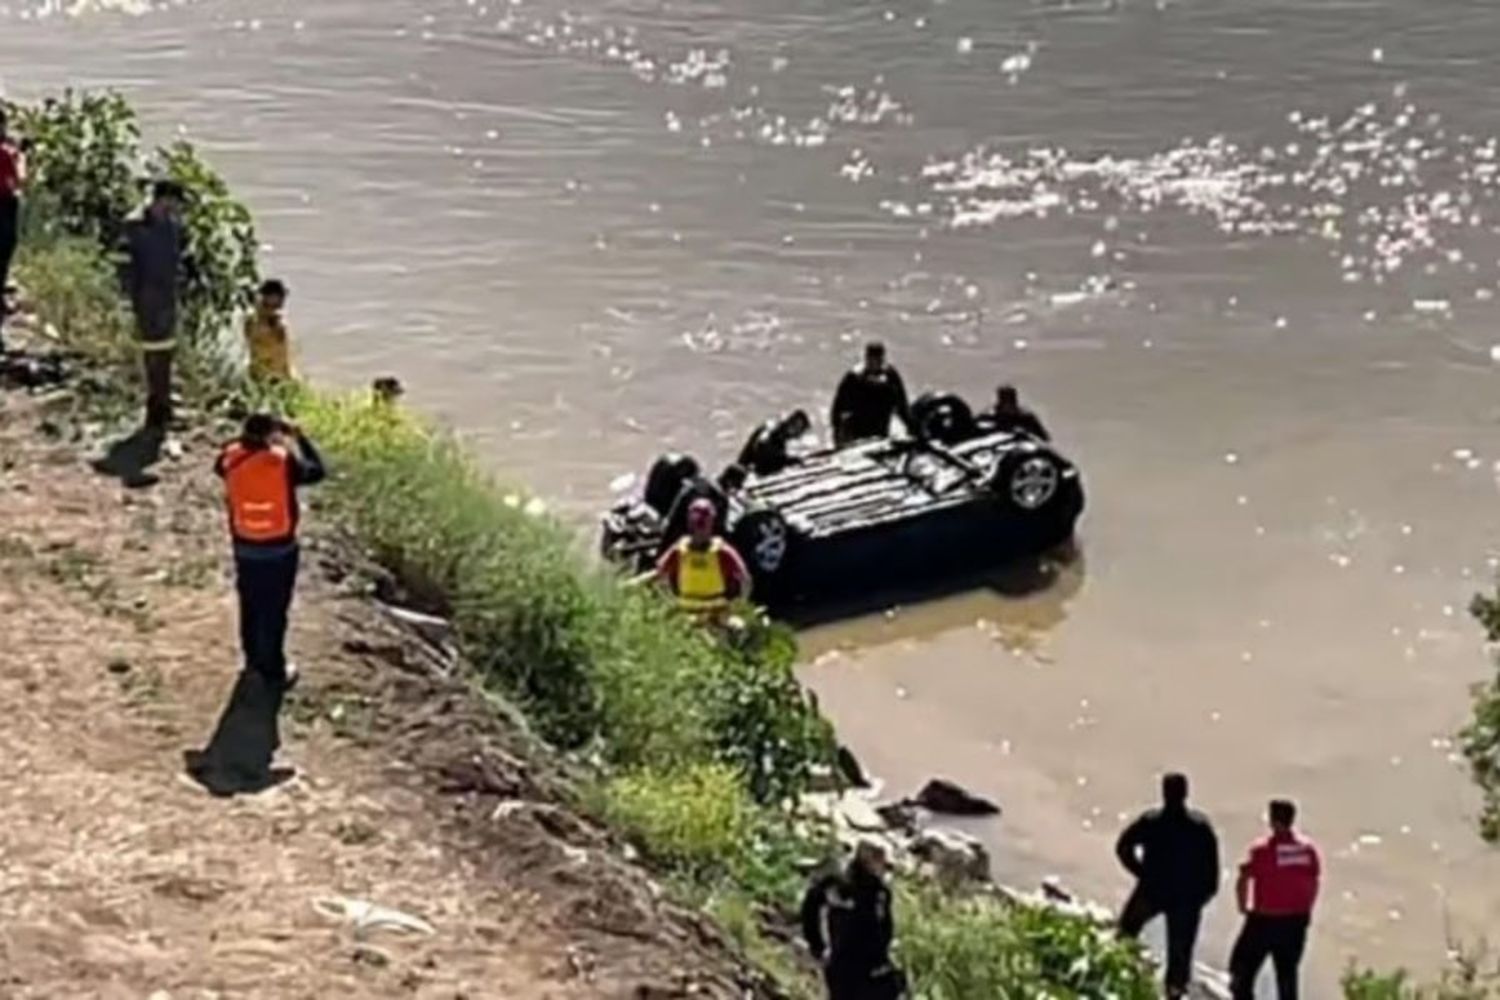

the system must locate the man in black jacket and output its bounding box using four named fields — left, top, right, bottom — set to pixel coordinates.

left=830, top=342, right=912, bottom=446
left=1115, top=772, right=1221, bottom=999
left=800, top=841, right=907, bottom=1000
